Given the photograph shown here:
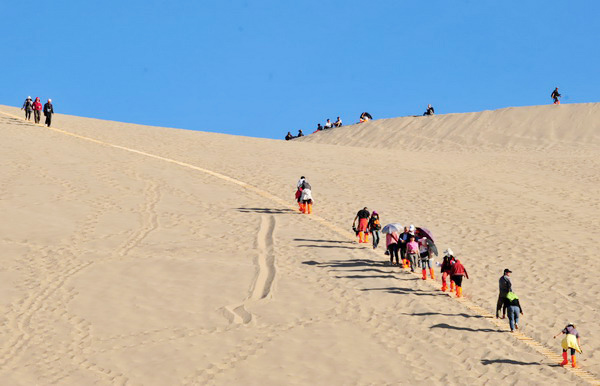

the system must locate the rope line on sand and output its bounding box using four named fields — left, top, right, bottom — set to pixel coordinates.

left=2, top=110, right=598, bottom=385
